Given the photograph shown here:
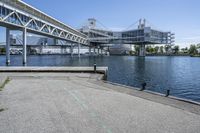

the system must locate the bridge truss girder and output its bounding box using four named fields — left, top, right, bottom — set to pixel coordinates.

left=0, top=1, right=88, bottom=45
